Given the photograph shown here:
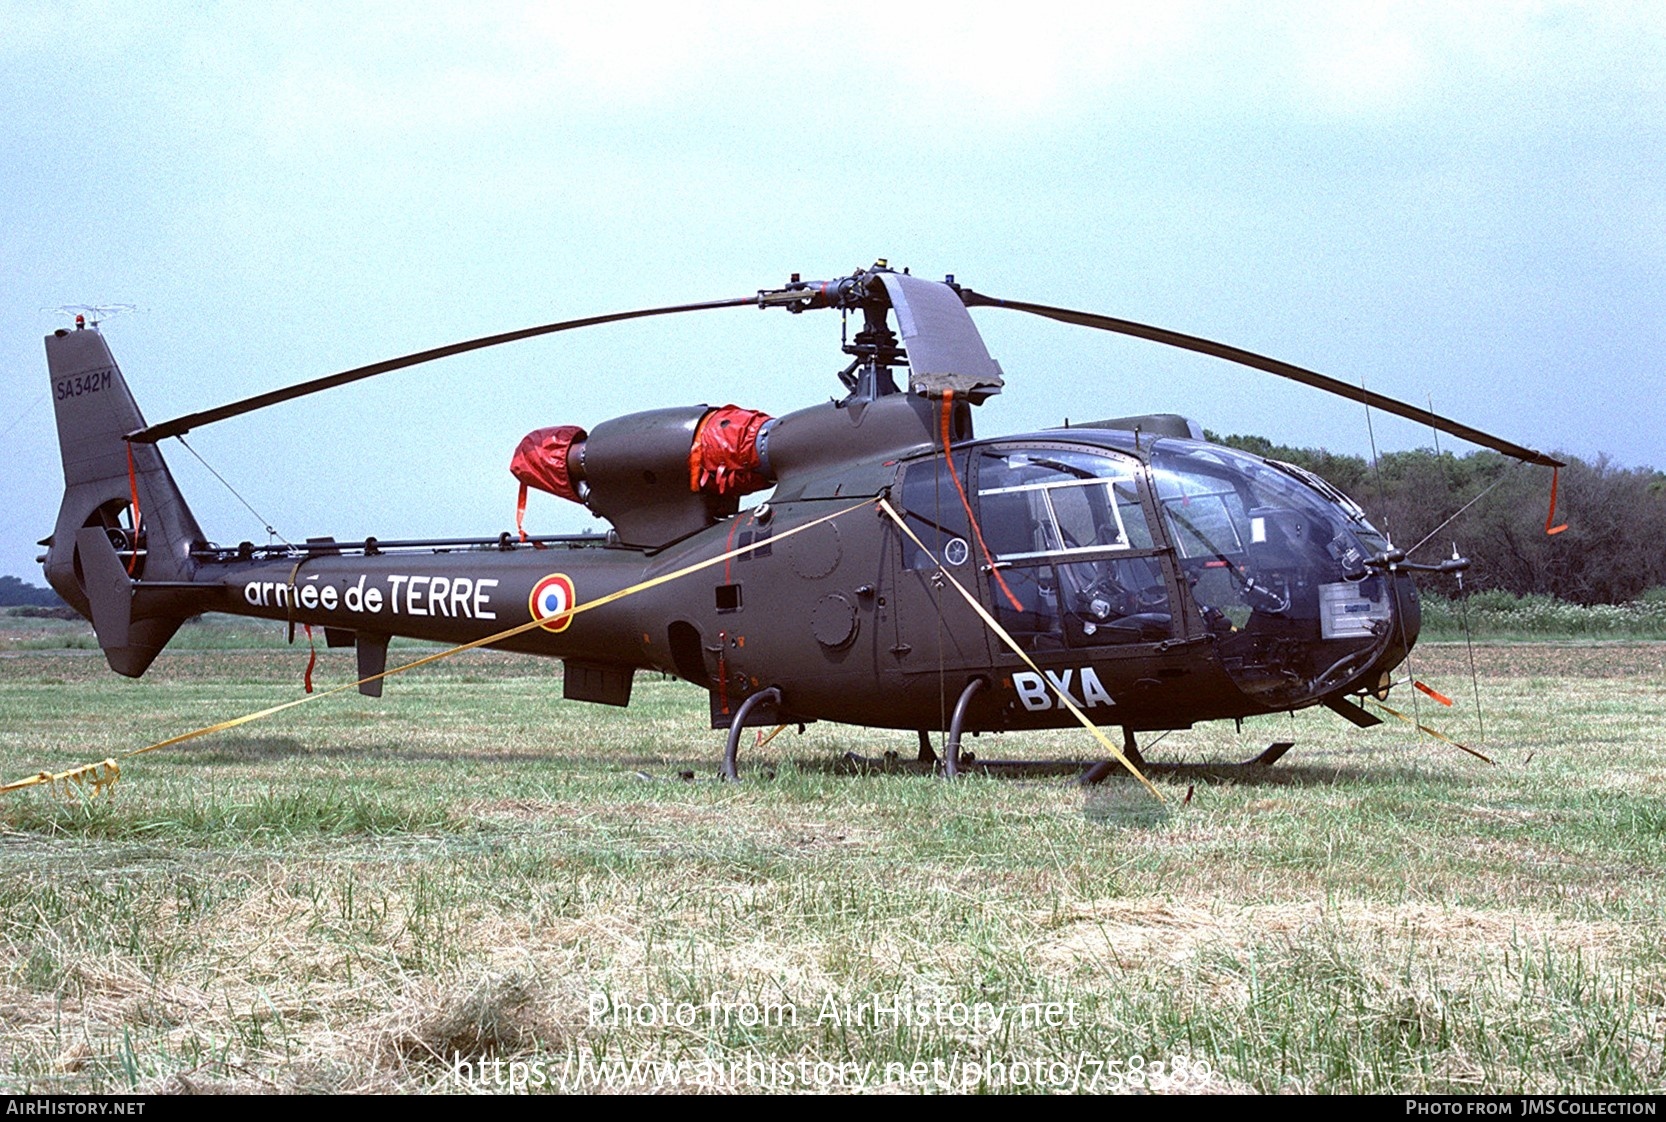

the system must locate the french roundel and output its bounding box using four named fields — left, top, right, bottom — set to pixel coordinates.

left=528, top=573, right=577, bottom=632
